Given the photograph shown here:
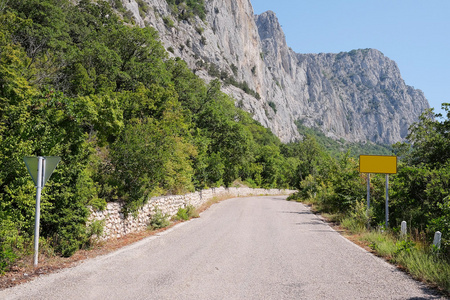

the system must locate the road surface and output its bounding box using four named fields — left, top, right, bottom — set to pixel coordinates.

left=0, top=196, right=445, bottom=299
